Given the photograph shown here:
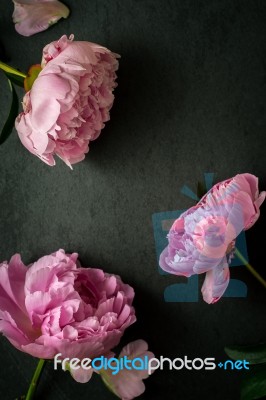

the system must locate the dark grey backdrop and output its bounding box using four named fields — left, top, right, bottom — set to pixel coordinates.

left=0, top=1, right=266, bottom=399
